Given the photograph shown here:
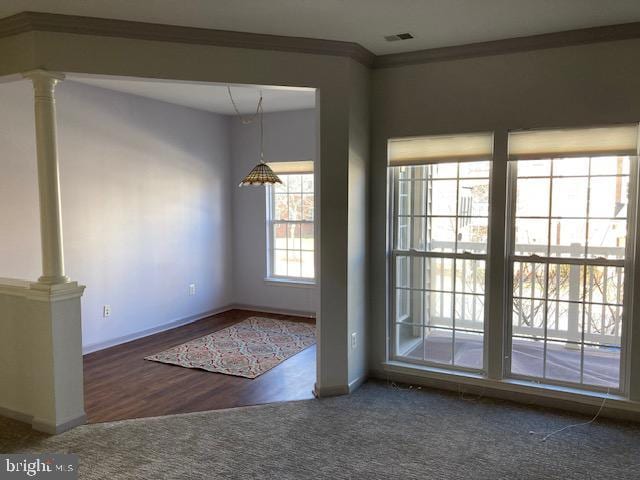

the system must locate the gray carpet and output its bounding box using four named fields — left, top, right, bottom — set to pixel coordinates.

left=1, top=381, right=639, bottom=479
